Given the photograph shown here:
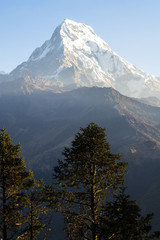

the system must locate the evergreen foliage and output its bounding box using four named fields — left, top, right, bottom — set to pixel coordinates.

left=0, top=128, right=34, bottom=240
left=99, top=187, right=160, bottom=240
left=53, top=123, right=127, bottom=240
left=0, top=126, right=159, bottom=240
left=19, top=180, right=51, bottom=240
